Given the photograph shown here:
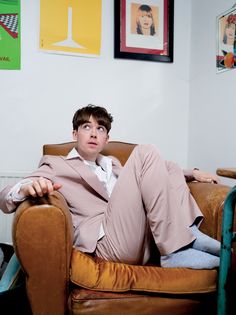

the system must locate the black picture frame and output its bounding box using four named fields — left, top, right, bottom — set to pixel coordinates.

left=114, top=0, right=174, bottom=62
